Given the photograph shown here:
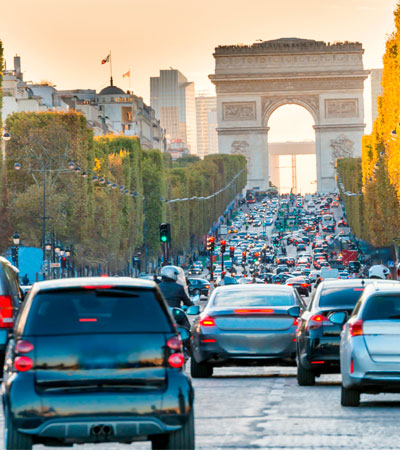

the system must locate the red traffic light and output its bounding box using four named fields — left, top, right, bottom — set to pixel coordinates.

left=209, top=236, right=215, bottom=243
left=220, top=240, right=226, bottom=245
left=242, top=251, right=247, bottom=256
left=229, top=246, right=235, bottom=252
